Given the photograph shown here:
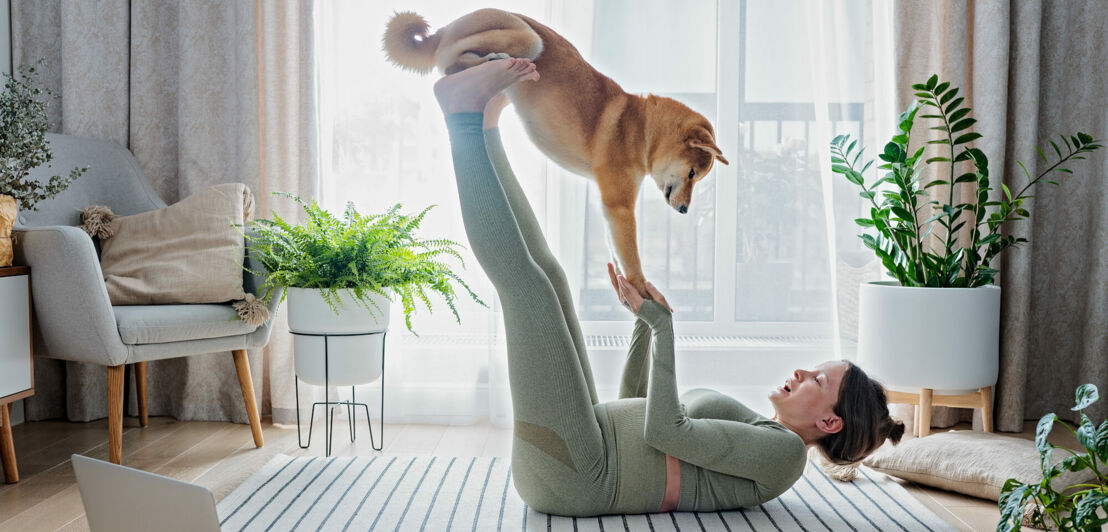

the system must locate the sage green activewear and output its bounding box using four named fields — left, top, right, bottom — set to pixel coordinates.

left=445, top=112, right=806, bottom=517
